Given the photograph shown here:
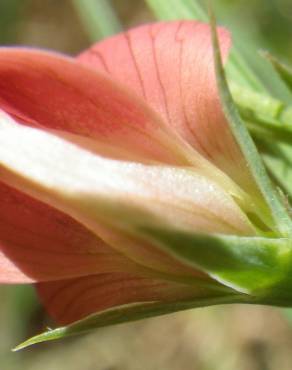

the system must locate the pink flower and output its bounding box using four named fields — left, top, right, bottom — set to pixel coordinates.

left=0, top=21, right=263, bottom=325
